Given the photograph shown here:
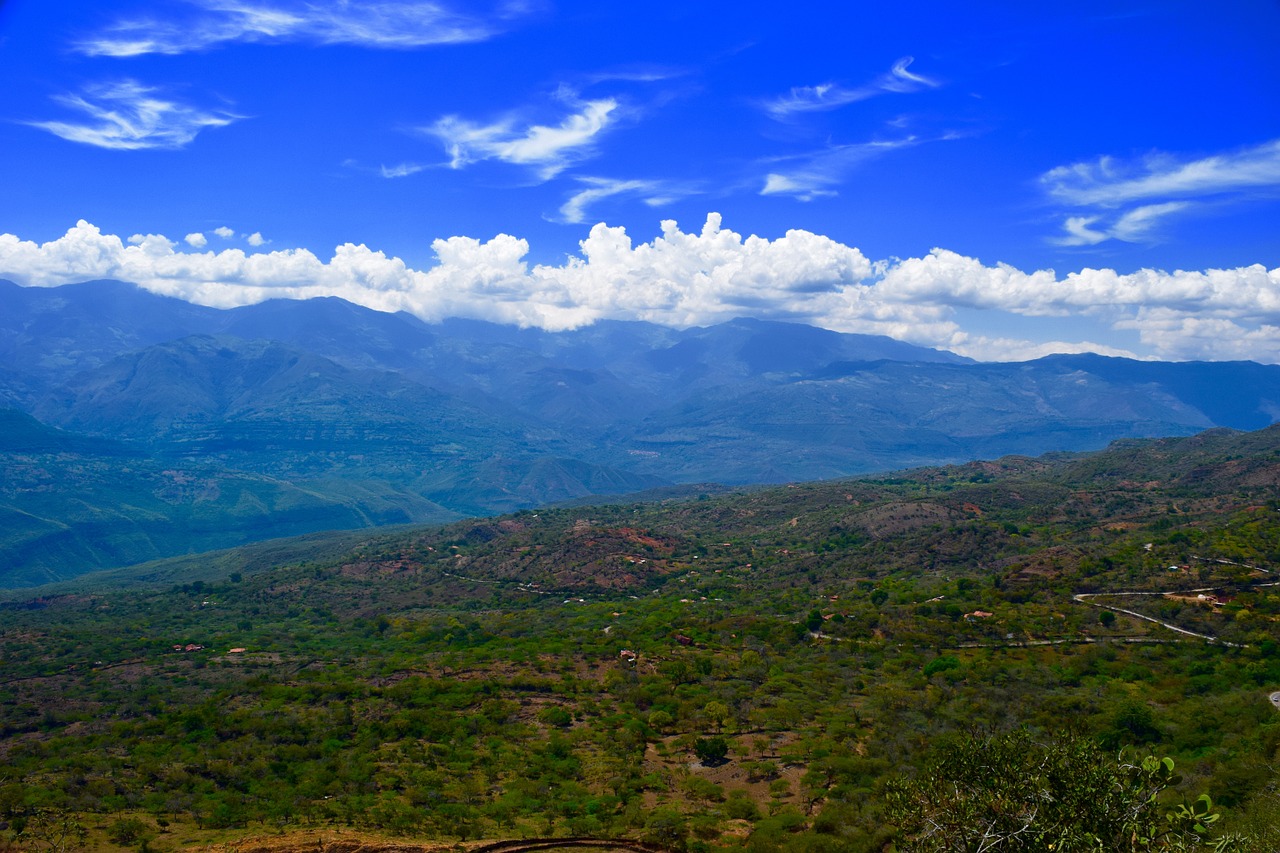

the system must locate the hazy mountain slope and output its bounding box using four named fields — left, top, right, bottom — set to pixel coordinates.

left=0, top=409, right=459, bottom=587
left=503, top=315, right=969, bottom=394
left=0, top=280, right=221, bottom=395
left=4, top=280, right=1280, bottom=584
left=0, top=407, right=133, bottom=455
left=32, top=335, right=535, bottom=448
left=1, top=279, right=971, bottom=420
left=409, top=455, right=669, bottom=517
left=1036, top=353, right=1280, bottom=430
left=606, top=359, right=1219, bottom=482
left=0, top=411, right=661, bottom=588
left=30, top=422, right=1278, bottom=595
left=219, top=296, right=439, bottom=373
